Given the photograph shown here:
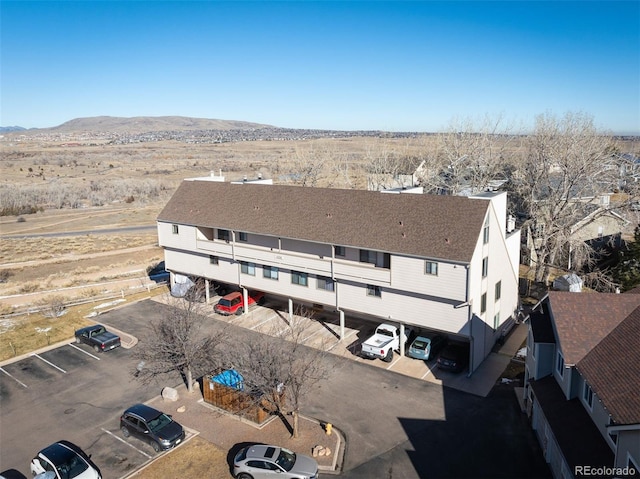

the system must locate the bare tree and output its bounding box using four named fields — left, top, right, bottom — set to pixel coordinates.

left=133, top=291, right=226, bottom=393
left=416, top=114, right=521, bottom=195
left=510, top=112, right=618, bottom=283
left=225, top=309, right=332, bottom=438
